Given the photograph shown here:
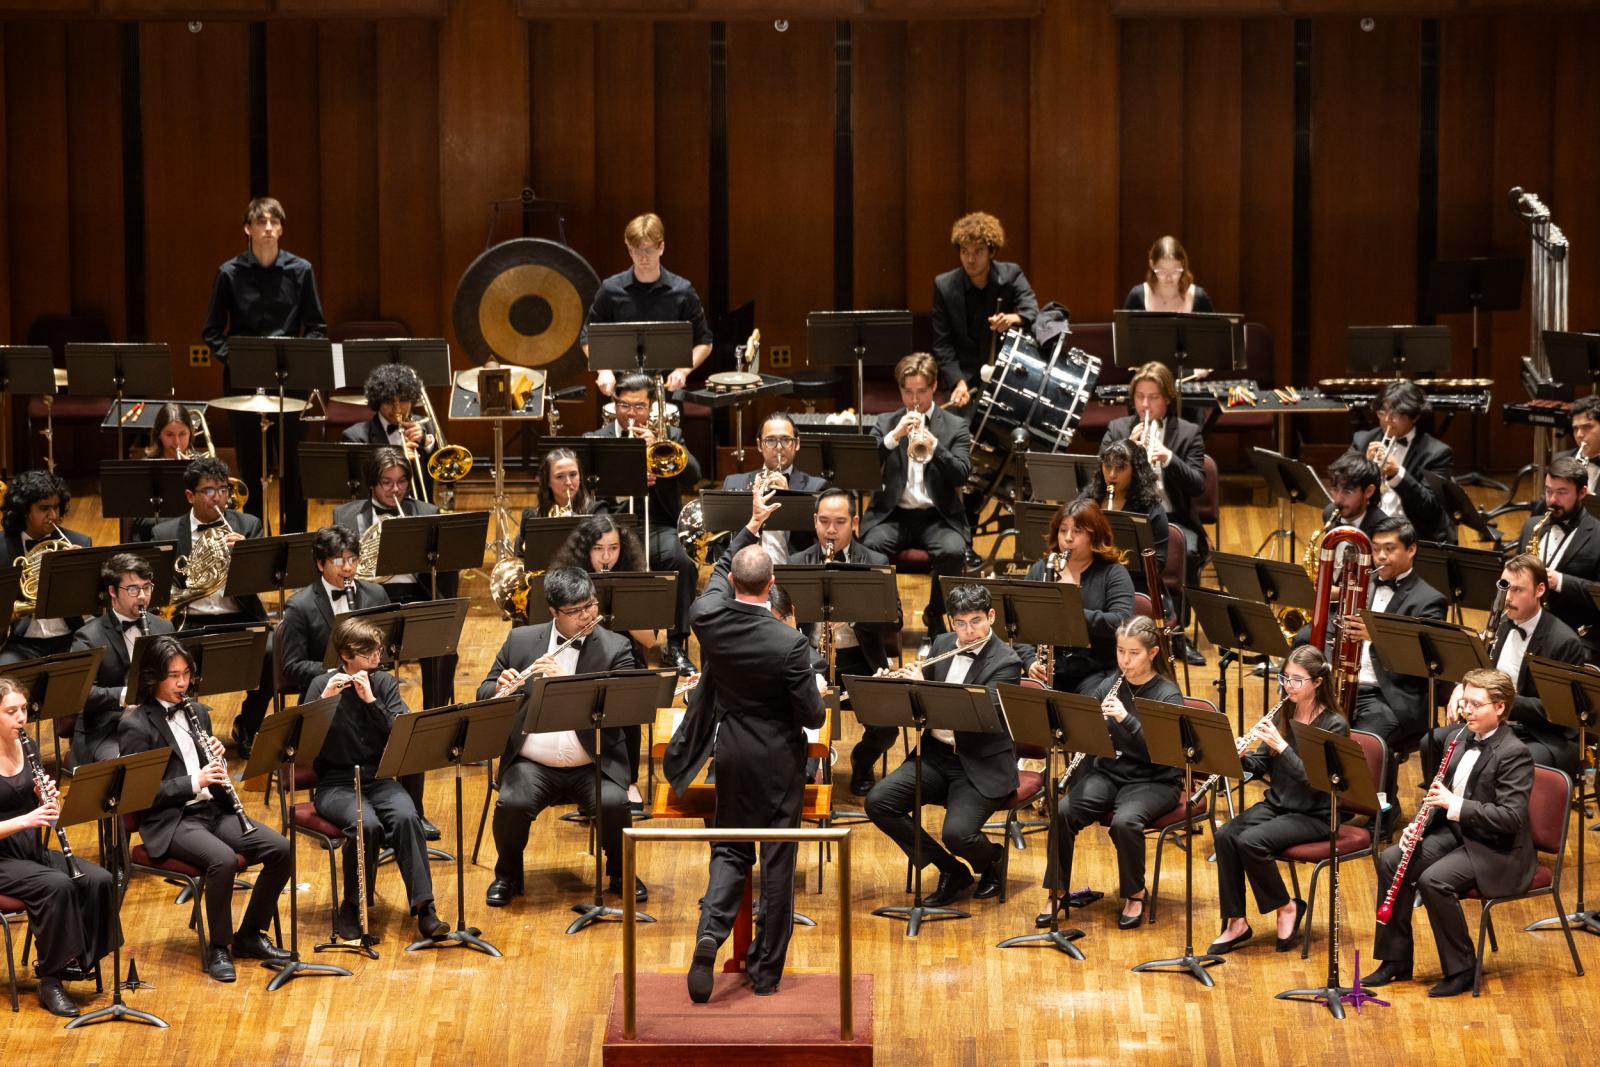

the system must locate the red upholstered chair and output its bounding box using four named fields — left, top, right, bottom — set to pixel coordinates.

left=0, top=895, right=28, bottom=1012
left=1195, top=455, right=1221, bottom=559
left=1465, top=764, right=1584, bottom=996
left=1275, top=729, right=1387, bottom=959
left=1141, top=696, right=1225, bottom=925
left=123, top=814, right=272, bottom=970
